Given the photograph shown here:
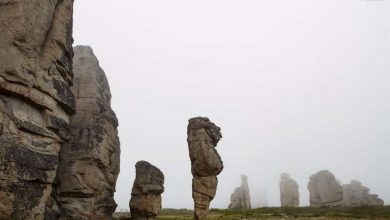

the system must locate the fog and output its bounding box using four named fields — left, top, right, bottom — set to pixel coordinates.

left=73, top=0, right=390, bottom=210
